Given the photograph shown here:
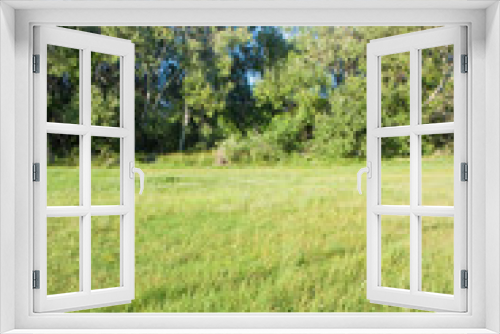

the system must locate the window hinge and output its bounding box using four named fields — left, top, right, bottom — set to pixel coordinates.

left=461, top=270, right=468, bottom=289
left=461, top=162, right=468, bottom=182
left=33, top=270, right=40, bottom=289
left=33, top=54, right=40, bottom=73
left=461, top=54, right=468, bottom=73
left=33, top=163, right=40, bottom=182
